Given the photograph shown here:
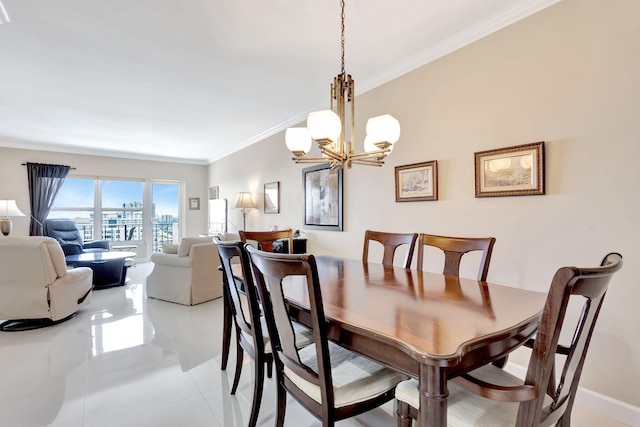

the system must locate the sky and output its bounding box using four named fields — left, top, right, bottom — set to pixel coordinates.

left=53, top=179, right=180, bottom=217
